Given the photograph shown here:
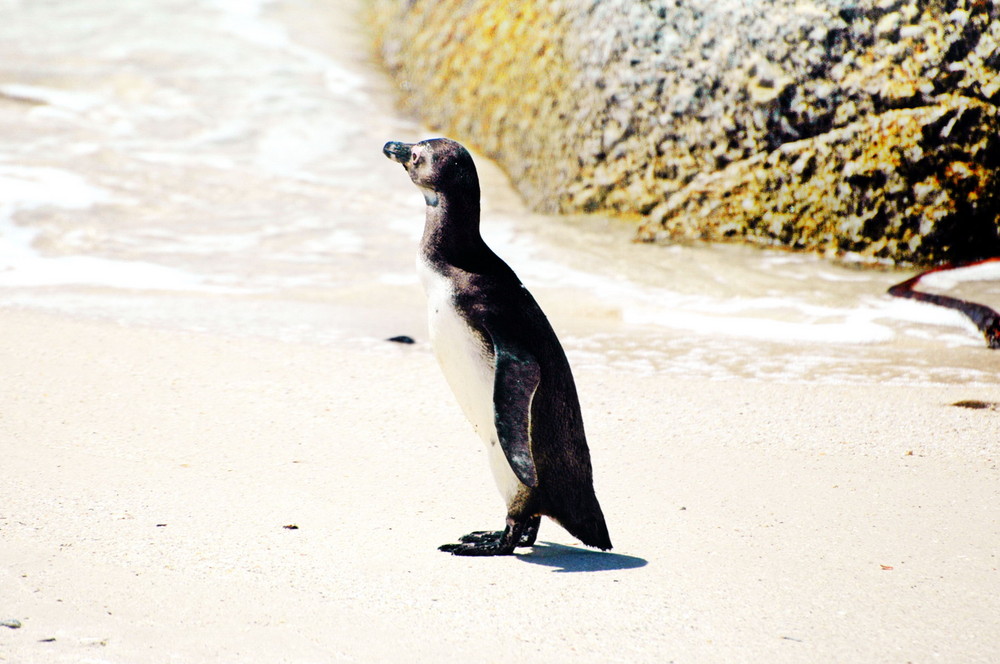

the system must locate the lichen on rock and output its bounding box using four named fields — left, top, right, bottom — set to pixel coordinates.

left=369, top=0, right=1000, bottom=265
